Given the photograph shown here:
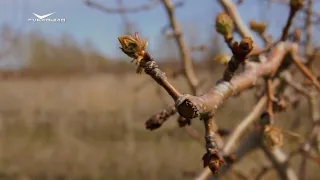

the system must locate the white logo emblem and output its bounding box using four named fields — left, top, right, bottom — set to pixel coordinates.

left=28, top=12, right=66, bottom=23
left=32, top=12, right=56, bottom=20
